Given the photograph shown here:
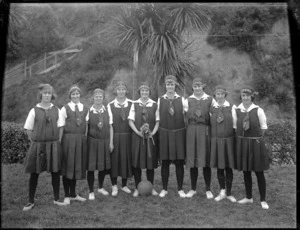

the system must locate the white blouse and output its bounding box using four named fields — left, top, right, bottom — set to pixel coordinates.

left=156, top=92, right=185, bottom=121
left=128, top=98, right=159, bottom=122
left=60, top=101, right=89, bottom=126
left=24, top=103, right=63, bottom=130
left=107, top=98, right=133, bottom=124
left=232, top=103, right=267, bottom=129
